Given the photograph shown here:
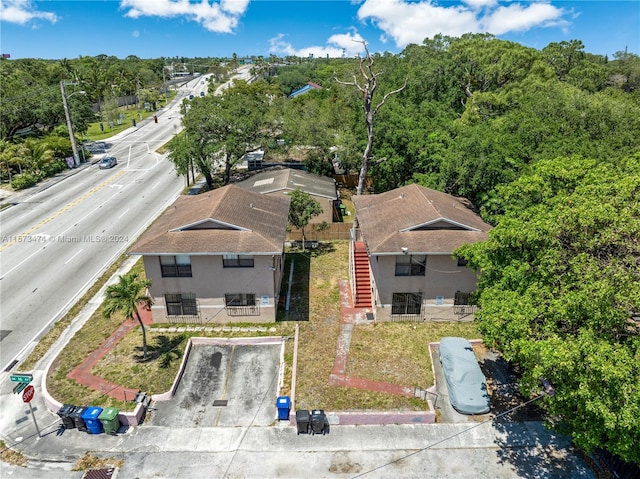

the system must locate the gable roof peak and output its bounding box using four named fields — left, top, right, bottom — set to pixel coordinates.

left=351, top=183, right=492, bottom=254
